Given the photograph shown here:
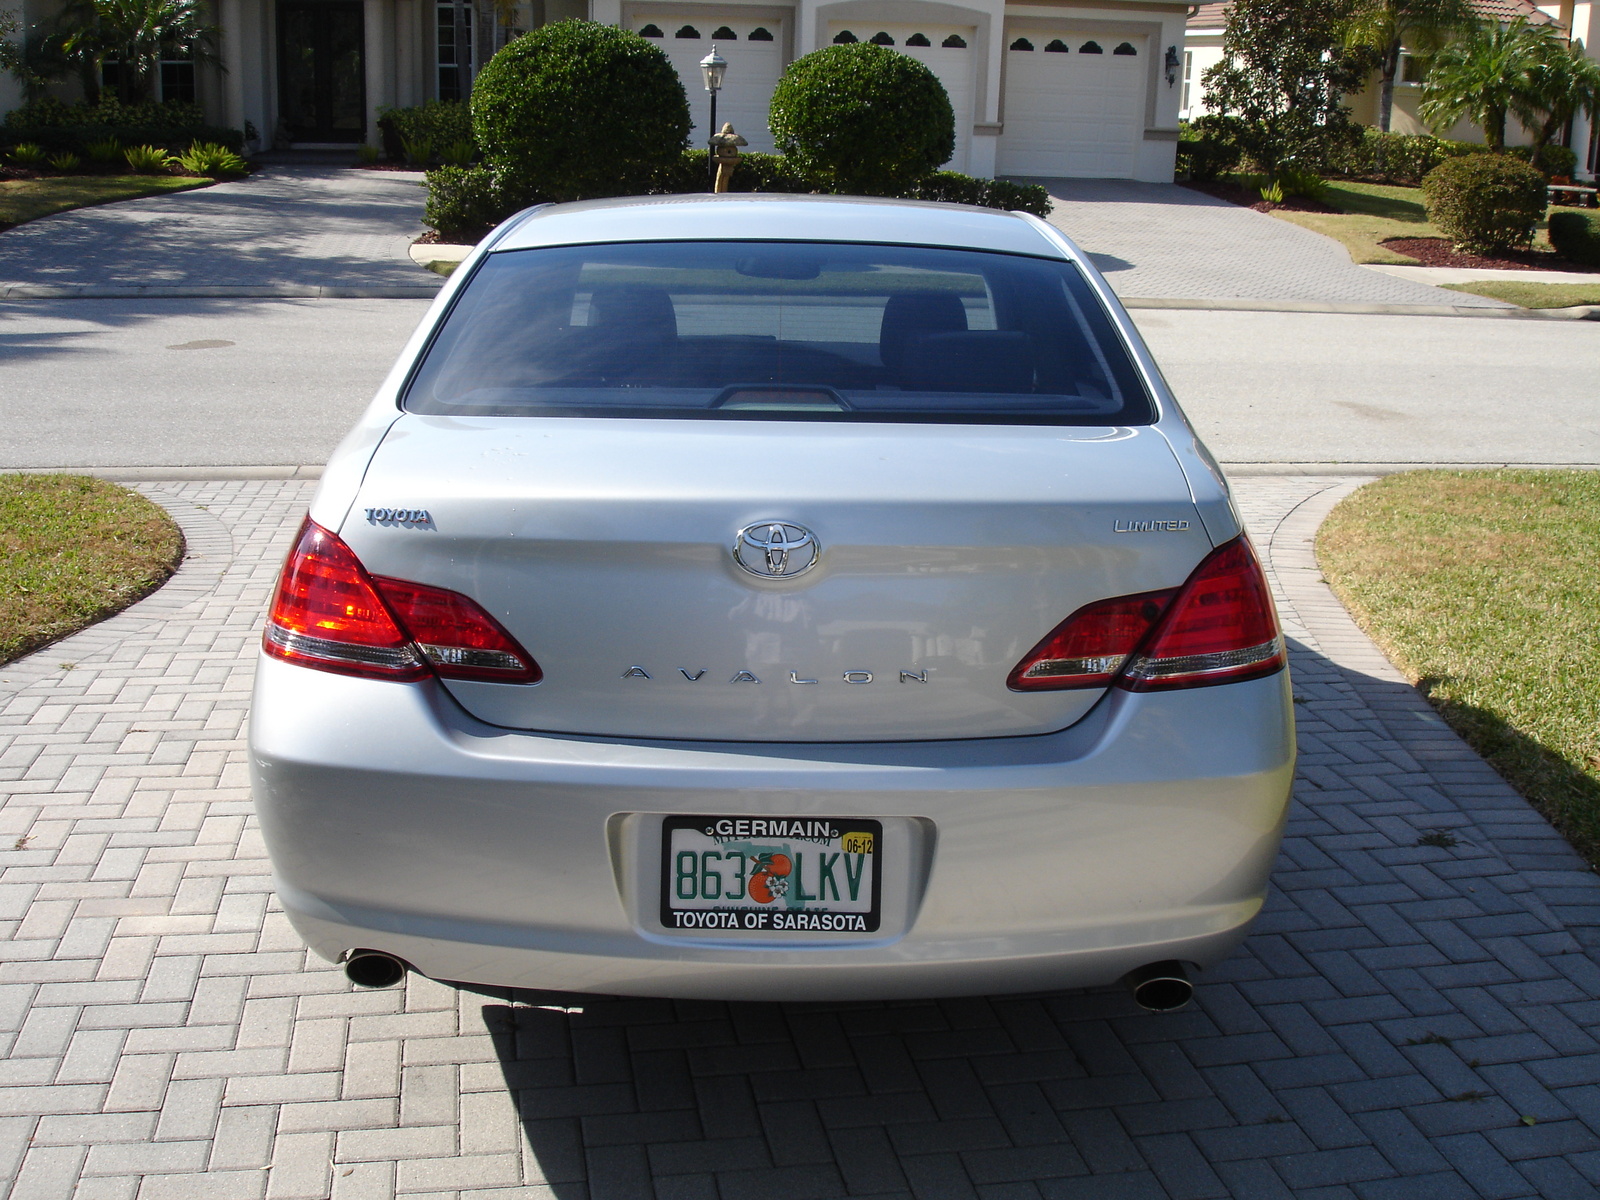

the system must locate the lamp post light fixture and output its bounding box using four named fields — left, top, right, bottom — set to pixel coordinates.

left=700, top=45, right=728, bottom=190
